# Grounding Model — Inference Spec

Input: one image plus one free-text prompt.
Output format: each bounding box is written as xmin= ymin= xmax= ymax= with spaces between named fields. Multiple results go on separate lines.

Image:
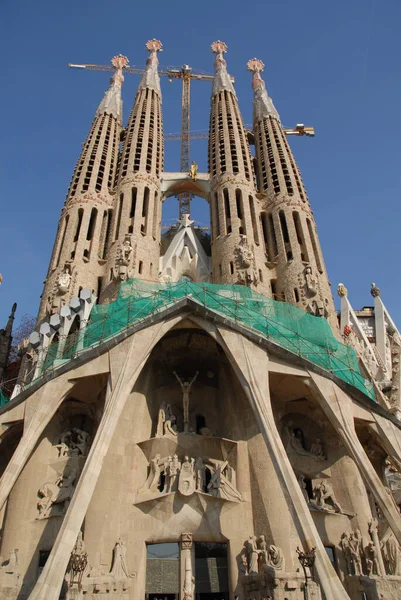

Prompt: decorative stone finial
xmin=146 ymin=39 xmax=163 ymax=53
xmin=337 ymin=283 xmax=348 ymax=297
xmin=111 ymin=54 xmax=129 ymax=70
xmin=246 ymin=58 xmax=265 ymax=73
xmin=95 ymin=54 xmax=128 ymax=120
xmin=248 ymin=57 xmax=280 ymax=122
xmin=210 ymin=41 xmax=235 ymax=97
xmin=370 ymin=282 xmax=381 ymax=298
xmin=211 ymin=40 xmax=227 ymax=55
xmin=138 ymin=39 xmax=163 ymax=96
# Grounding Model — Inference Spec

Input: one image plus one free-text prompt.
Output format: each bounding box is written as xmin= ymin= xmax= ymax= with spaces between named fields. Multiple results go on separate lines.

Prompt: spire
xmin=247 ymin=58 xmax=280 ymax=122
xmin=211 ymin=41 xmax=236 ymax=97
xmin=96 ymin=54 xmax=128 ymax=122
xmin=138 ymin=39 xmax=163 ymax=97
xmin=5 ymin=303 xmax=17 ymax=336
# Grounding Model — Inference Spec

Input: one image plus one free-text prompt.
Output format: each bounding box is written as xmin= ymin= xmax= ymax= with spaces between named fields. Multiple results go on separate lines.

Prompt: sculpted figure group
xmin=139 ymin=453 xmax=242 ymax=502
xmin=340 ymin=520 xmax=401 ymax=578
xmin=55 ymin=428 xmax=91 ymax=458
xmin=241 ymin=534 xmax=285 ymax=577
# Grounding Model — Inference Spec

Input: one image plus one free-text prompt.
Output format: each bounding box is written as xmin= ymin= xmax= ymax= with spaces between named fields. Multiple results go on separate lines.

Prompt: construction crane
xmin=165 ymin=123 xmax=315 ymax=141
xmin=68 ymin=58 xmax=229 ymax=219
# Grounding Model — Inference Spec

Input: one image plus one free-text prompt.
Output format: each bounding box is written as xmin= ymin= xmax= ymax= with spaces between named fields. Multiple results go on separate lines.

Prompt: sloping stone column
xmin=211 ymin=325 xmax=351 ymax=600
xmin=29 ymin=316 xmax=181 ymax=600
xmin=308 ymin=372 xmax=401 ymax=546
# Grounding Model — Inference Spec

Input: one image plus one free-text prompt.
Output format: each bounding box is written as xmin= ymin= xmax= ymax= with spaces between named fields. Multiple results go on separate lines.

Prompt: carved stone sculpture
xmin=286 ymin=423 xmax=325 ymax=461
xmin=110 ymin=539 xmax=131 ymax=580
xmin=246 ymin=535 xmax=260 ymax=575
xmin=71 ymin=427 xmax=90 ymax=456
xmin=156 ymin=401 xmax=168 ymax=438
xmin=173 ymin=370 xmax=199 ymax=432
xmin=207 ymin=459 xmax=243 ymax=502
xmin=179 ymin=455 xmax=196 ymax=496
xmin=268 ymin=545 xmax=284 ymax=571
xmin=195 ymin=456 xmax=206 ymax=492
xmin=139 ymin=453 xmax=163 ymax=493
xmin=310 ymin=437 xmax=325 ymax=458
xmin=37 ymin=467 xmax=77 ymax=518
xmin=297 ymin=473 xmax=310 ymax=503
xmin=236 ymin=235 xmax=258 ymax=286
xmin=381 ymin=529 xmax=401 ymax=576
xmin=55 ymin=431 xmax=72 ymax=457
xmin=313 ymin=481 xmax=343 ymax=513
xmin=169 ymin=454 xmax=181 ymax=492
xmin=348 ymin=533 xmax=362 ymax=576
xmin=54 ymin=428 xmax=91 ymax=458
xmin=57 ymin=262 xmax=73 ymax=294
xmin=340 ymin=533 xmax=353 ymax=575
xmin=164 ymin=413 xmax=178 ymax=437
xmin=364 ymin=541 xmax=380 ymax=576
xmin=304 ymin=265 xmax=317 ymax=297
xmin=258 ymin=535 xmax=268 ymax=568
xmin=114 ymin=235 xmax=134 ymax=281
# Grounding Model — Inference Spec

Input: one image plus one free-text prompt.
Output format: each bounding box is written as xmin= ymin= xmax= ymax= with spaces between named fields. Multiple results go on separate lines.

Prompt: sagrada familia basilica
xmin=0 ymin=39 xmax=400 ymax=600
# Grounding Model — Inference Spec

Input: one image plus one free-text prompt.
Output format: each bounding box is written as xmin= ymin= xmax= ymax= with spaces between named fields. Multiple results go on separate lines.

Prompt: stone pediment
xmin=286 ymin=451 xmax=331 ymax=478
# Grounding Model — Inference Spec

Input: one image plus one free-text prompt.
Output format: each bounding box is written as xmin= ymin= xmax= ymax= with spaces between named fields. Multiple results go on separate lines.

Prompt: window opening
xmin=74 ymin=208 xmax=84 ymax=242
xmin=307 ymin=219 xmax=323 ymax=273
xmin=115 ymin=194 xmax=124 ymax=240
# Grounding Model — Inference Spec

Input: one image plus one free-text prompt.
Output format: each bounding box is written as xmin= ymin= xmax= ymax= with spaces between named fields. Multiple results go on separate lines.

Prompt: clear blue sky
xmin=0 ymin=0 xmax=400 ymax=329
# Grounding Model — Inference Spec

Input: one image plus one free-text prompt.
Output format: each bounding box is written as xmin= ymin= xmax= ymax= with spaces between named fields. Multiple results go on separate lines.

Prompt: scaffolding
xmin=33 ymin=279 xmax=375 ymax=401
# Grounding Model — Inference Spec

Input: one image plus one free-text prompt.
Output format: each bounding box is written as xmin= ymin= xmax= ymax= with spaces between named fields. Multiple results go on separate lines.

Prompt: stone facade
xmin=1 ymin=39 xmax=401 ymax=600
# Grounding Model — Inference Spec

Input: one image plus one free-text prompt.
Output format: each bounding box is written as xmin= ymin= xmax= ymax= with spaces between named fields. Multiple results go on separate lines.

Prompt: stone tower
xmin=102 ymin=39 xmax=164 ymax=297
xmin=38 ymin=55 xmax=127 ymax=322
xmin=208 ymin=42 xmax=271 ymax=294
xmin=1 ymin=40 xmax=401 ymax=600
xmin=247 ymin=58 xmax=337 ymax=330
xmin=0 ymin=303 xmax=16 ymax=382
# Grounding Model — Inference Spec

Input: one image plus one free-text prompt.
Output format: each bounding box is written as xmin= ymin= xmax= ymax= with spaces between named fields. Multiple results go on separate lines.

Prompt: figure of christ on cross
xmin=173 ymin=370 xmax=199 ymax=432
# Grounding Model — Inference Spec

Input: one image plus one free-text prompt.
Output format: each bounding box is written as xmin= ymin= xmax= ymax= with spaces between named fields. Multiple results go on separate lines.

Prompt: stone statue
xmin=268 ymin=545 xmax=284 ymax=571
xmin=364 ymin=541 xmax=380 ymax=576
xmin=286 ymin=424 xmax=325 ymax=461
xmin=313 ymin=481 xmax=343 ymax=513
xmin=337 ymin=283 xmax=348 ymax=297
xmin=139 ymin=453 xmax=163 ymax=493
xmin=236 ymin=235 xmax=258 ymax=286
xmin=156 ymin=401 xmax=169 ymax=438
xmin=370 ymin=283 xmax=381 ymax=298
xmin=114 ymin=235 xmax=134 ymax=281
xmin=381 ymin=529 xmax=401 ymax=575
xmin=179 ymin=455 xmax=196 ymax=496
xmin=257 ymin=535 xmax=269 ymax=567
xmin=340 ymin=533 xmax=353 ymax=575
xmin=239 ymin=553 xmax=248 ymax=576
xmin=110 ymin=539 xmax=131 ymax=580
xmin=189 ymin=161 xmax=198 ymax=181
xmin=55 ymin=430 xmax=72 ymax=457
xmin=195 ymin=456 xmax=206 ymax=492
xmin=162 ymin=455 xmax=172 ymax=493
xmin=173 ymin=371 xmax=199 ymax=432
xmin=57 ymin=262 xmax=73 ymax=294
xmin=310 ymin=437 xmax=325 ymax=458
xmin=304 ymin=265 xmax=317 ymax=297
xmin=169 ymin=454 xmax=181 ymax=492
xmin=297 ymin=473 xmax=310 ymax=503
xmin=71 ymin=428 xmax=90 ymax=456
xmin=207 ymin=459 xmax=242 ymax=502
xmin=37 ymin=467 xmax=77 ymax=517
xmin=348 ymin=533 xmax=362 ymax=576
xmin=164 ymin=412 xmax=178 ymax=437
xmin=246 ymin=535 xmax=260 ymax=574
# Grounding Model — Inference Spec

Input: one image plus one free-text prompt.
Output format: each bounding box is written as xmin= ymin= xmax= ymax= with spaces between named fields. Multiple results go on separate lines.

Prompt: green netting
xmin=0 ymin=389 xmax=9 ymax=407
xmin=41 ymin=278 xmax=375 ymax=401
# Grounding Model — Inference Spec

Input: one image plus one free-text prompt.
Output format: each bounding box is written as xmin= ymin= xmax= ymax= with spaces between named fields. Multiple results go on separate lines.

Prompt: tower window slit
xmin=230 ymin=261 xmax=234 ymax=275
xmin=55 ymin=214 xmax=69 ymax=267
xmin=74 ymin=209 xmax=84 ymax=242
xmin=86 ymin=208 xmax=97 ymax=241
xmin=265 ymin=122 xmax=280 ymax=193
xmin=141 ymin=187 xmax=150 ymax=235
xmin=249 ymin=196 xmax=259 ymax=245
xmin=307 ymin=218 xmax=323 ymax=273
xmin=213 ymin=192 xmax=220 ymax=238
xmin=138 ymin=260 xmax=143 ymax=274
xmin=294 ymin=288 xmax=300 ymax=302
xmin=292 ymin=211 xmax=309 ymax=261
xmin=223 ymin=188 xmax=232 ymax=234
xmin=268 ymin=213 xmax=278 ymax=259
xmin=279 ymin=210 xmax=292 ymax=260
xmin=271 ymin=120 xmax=293 ymax=195
xmin=152 ymin=191 xmax=159 ymax=239
xmin=235 ymin=189 xmax=243 ymax=219
xmin=271 ymin=279 xmax=278 ymax=301
xmin=115 ymin=194 xmax=123 ymax=240
xmin=130 ymin=188 xmax=137 ymax=219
